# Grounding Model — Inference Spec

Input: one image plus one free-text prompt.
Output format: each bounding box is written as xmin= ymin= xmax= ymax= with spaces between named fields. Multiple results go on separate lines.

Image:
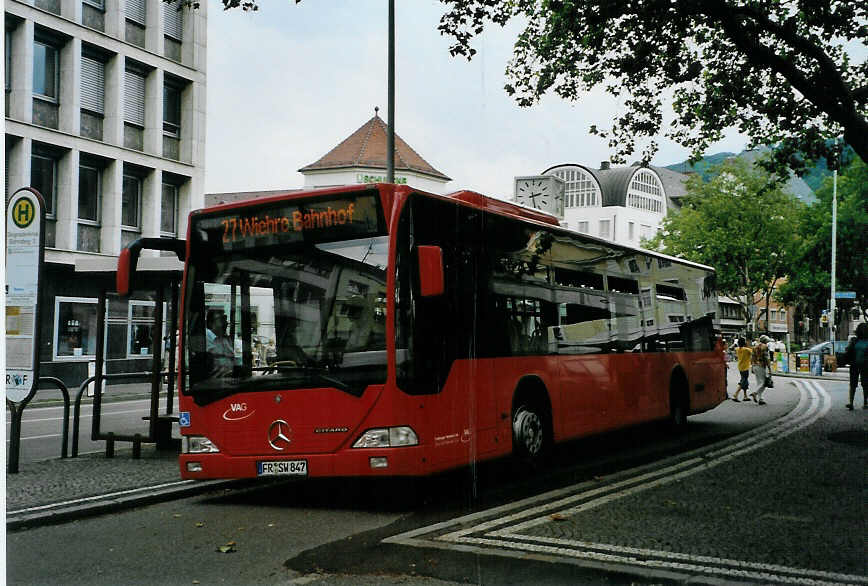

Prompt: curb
xmin=6 ymin=478 xmax=247 ymax=531
xmin=771 ymin=373 xmax=849 ymax=382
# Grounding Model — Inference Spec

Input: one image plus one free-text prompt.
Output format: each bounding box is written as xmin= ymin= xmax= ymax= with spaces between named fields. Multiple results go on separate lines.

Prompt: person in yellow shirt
xmin=750 ymin=335 xmax=772 ymax=405
xmin=732 ymin=337 xmax=753 ymax=401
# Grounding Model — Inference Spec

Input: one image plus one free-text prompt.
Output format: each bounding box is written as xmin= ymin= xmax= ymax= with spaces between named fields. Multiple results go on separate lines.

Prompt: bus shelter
xmin=73 ymin=255 xmax=183 ymax=453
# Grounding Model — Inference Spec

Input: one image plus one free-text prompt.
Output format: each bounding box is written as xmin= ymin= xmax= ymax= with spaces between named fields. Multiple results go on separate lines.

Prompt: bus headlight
xmin=352 ymin=426 xmax=418 ymax=448
xmin=183 ymin=436 xmax=220 ymax=454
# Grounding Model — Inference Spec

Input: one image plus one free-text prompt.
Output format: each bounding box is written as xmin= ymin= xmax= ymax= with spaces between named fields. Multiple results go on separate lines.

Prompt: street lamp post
xmin=830 ymin=167 xmax=837 ymax=346
xmin=386 ymin=0 xmax=395 ymax=184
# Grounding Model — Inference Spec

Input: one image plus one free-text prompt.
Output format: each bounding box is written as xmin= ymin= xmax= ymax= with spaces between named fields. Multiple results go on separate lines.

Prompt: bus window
xmin=607 ymin=274 xmax=642 ymax=352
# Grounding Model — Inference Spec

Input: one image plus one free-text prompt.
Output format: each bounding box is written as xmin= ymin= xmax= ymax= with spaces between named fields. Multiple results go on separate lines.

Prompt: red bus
xmin=118 ymin=184 xmax=725 ymax=479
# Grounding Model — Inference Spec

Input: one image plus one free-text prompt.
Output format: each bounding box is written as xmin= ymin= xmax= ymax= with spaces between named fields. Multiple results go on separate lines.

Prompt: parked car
xmin=806 ymin=340 xmax=850 ymax=366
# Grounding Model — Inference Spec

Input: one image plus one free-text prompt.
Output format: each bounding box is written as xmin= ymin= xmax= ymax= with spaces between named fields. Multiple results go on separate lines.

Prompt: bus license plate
xmin=257 ymin=460 xmax=308 ymax=476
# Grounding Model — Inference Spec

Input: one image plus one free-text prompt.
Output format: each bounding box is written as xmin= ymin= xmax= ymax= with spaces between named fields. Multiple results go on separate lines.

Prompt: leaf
xmin=195 ymin=522 xmax=205 ymax=528
xmin=549 ymin=513 xmax=568 ymax=521
xmin=216 ymin=541 xmax=237 ymax=554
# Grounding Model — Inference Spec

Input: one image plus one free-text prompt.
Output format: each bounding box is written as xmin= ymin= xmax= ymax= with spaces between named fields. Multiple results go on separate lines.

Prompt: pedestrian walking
xmin=750 ymin=335 xmax=772 ymax=405
xmin=844 ymin=322 xmax=868 ymax=410
xmin=732 ymin=337 xmax=752 ymax=401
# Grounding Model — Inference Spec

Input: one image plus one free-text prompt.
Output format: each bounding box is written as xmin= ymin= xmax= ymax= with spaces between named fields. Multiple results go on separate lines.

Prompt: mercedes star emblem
xmin=267 ymin=419 xmax=292 ymax=451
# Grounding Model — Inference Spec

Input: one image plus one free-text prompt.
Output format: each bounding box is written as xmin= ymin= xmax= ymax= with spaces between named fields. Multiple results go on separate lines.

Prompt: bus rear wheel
xmin=512 ymin=404 xmax=546 ymax=459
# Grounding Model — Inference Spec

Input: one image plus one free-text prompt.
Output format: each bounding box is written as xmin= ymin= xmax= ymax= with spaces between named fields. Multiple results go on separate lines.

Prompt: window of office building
xmin=33 ymin=38 xmax=60 ymax=128
xmin=121 ymin=173 xmax=142 ymax=248
xmin=124 ymin=68 xmax=146 ymax=150
xmin=80 ymin=52 xmax=106 ymax=140
xmin=31 ymin=153 xmax=57 ymax=218
xmin=599 ymin=219 xmax=611 ymax=239
xmin=627 ymin=169 xmax=664 ymax=214
xmin=35 ymin=0 xmax=61 ymax=15
xmin=82 ymin=0 xmax=105 ymax=31
xmin=161 ymin=182 xmax=179 ymax=236
xmin=78 ymin=162 xmax=101 ymax=252
xmin=641 ymin=224 xmax=653 ymax=241
xmin=33 ymin=41 xmax=58 ymax=100
xmin=31 ymin=151 xmax=58 ymax=247
xmin=125 ymin=0 xmax=146 ymax=47
xmin=163 ymin=78 xmax=182 ymax=159
xmin=5 ymin=31 xmax=11 ymax=114
xmin=550 ymin=167 xmax=599 ymax=208
xmin=163 ymin=0 xmax=183 ymax=61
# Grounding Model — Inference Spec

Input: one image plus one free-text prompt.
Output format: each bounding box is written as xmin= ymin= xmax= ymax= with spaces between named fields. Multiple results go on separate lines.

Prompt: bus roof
xmin=193 ymin=184 xmax=715 ymax=274
xmin=439 ymin=189 xmax=715 ymax=274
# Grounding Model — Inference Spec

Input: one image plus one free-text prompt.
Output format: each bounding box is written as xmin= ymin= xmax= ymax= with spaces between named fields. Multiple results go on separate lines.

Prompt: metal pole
xmin=166 ymin=279 xmax=178 ymax=415
xmin=8 ymin=404 xmax=23 ymax=473
xmin=830 ymin=166 xmax=837 ymax=347
xmin=386 ymin=0 xmax=395 ymax=183
xmin=149 ymin=286 xmax=164 ymax=441
xmin=92 ymin=293 xmax=106 ymax=440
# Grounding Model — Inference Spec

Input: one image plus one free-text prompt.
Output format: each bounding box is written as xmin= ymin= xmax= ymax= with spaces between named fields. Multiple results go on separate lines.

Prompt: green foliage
xmin=438 ymin=0 xmax=867 ymax=177
xmin=644 ymin=159 xmax=802 ymax=321
xmin=778 ymin=157 xmax=868 ymax=319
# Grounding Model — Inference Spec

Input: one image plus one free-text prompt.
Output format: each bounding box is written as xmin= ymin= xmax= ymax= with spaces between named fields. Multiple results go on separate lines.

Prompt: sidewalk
xmin=5 ymin=443 xmax=244 ymax=530
xmin=5 ymin=364 xmax=851 ymax=530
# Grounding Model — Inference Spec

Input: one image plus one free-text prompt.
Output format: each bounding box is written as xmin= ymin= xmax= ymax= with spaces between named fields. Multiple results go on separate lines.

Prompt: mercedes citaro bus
xmin=117 ymin=183 xmax=725 ymax=480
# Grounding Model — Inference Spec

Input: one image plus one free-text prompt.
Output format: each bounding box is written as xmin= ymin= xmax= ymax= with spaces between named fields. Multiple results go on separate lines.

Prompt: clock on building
xmin=514 ymin=175 xmax=565 ymax=218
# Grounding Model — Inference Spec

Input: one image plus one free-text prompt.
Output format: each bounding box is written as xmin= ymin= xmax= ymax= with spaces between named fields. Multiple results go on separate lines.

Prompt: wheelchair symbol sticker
xmin=179 ymin=412 xmax=191 ymax=427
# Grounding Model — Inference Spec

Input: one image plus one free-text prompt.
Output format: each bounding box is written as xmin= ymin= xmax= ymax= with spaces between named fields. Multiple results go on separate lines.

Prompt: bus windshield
xmin=183 ymin=235 xmax=389 ymax=405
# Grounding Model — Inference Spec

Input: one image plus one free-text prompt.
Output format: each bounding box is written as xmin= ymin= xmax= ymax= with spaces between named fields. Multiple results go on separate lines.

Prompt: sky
xmin=204 ymin=0 xmax=750 ymax=198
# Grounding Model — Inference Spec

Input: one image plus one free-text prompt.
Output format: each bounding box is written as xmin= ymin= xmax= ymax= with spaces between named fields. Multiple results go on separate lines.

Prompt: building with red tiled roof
xmin=298 ymin=109 xmax=451 ymax=193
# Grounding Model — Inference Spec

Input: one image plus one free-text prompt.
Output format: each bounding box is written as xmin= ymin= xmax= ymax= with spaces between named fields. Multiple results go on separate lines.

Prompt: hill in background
xmin=662 ymin=148 xmax=818 ymax=204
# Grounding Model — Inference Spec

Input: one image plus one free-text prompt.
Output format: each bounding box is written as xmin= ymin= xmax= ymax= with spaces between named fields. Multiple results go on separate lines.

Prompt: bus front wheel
xmin=512 ymin=404 xmax=545 ymax=459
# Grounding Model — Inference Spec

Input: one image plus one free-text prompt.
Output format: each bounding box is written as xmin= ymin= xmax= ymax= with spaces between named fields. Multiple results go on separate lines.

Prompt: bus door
xmin=396 ymin=194 xmax=497 ymax=462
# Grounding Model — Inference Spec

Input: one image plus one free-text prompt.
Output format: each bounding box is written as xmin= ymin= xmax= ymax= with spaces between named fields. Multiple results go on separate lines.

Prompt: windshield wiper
xmin=269 ymin=363 xmax=352 ymax=393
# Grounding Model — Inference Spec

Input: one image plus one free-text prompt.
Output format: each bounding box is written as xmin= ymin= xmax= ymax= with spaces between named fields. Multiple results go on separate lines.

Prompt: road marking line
xmin=6 ymin=433 xmax=66 ymax=441
xmin=385 ymin=381 xmax=859 ymax=585
xmin=6 ymin=398 xmax=155 ymax=414
xmin=8 ymin=409 xmax=156 ymax=425
xmin=394 ymin=382 xmax=818 ymax=544
xmin=450 ymin=535 xmax=867 ymax=585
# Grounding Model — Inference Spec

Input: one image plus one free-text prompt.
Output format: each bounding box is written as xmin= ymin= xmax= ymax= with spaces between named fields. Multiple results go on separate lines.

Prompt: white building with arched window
xmin=542 ymin=162 xmax=684 ymax=248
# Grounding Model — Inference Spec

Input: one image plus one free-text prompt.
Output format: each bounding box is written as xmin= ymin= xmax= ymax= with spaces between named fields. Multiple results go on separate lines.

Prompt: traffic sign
xmin=6 ymin=188 xmax=45 ymax=403
xmin=835 ymin=291 xmax=856 ymax=299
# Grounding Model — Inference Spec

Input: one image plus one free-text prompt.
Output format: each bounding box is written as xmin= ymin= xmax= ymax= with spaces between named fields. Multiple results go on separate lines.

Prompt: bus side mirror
xmin=117 ymin=237 xmax=186 ymax=297
xmin=418 ymin=245 xmax=444 ymax=297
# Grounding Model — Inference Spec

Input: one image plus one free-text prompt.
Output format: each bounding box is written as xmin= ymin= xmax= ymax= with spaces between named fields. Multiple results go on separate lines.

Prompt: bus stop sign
xmin=6 ymin=188 xmax=45 ymax=403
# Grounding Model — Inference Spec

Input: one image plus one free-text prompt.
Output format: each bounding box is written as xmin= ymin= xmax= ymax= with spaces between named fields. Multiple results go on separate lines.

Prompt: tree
xmin=778 ymin=156 xmax=868 ymax=325
xmin=644 ymin=159 xmax=802 ymax=330
xmin=437 ymin=0 xmax=867 ymax=176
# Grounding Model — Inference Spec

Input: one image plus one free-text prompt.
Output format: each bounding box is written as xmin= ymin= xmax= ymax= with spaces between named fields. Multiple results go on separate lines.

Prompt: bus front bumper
xmin=179 ymin=448 xmax=430 ymax=480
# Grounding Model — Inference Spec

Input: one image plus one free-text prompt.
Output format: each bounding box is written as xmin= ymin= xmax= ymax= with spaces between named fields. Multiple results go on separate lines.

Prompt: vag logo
xmin=222 ymin=402 xmax=255 ymax=421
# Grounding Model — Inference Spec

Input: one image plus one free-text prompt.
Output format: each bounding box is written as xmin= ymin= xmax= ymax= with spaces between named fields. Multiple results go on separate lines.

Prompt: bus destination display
xmin=198 ymin=193 xmax=384 ymax=250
